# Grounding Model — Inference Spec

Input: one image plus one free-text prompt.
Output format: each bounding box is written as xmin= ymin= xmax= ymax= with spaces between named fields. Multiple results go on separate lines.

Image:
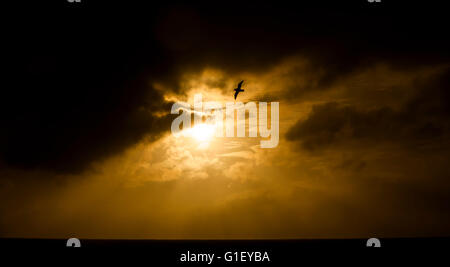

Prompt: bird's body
xmin=234 ymin=80 xmax=244 ymax=99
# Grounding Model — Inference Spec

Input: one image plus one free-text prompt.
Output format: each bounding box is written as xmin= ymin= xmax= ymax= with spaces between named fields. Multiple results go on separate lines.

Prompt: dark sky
xmin=3 ymin=1 xmax=449 ymax=173
xmin=1 ymin=1 xmax=450 ymax=238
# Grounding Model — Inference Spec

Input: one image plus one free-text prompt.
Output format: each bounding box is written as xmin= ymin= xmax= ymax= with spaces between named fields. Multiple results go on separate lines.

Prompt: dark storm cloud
xmin=2 ymin=3 xmax=176 ymax=173
xmin=286 ymin=68 xmax=450 ymax=150
xmin=2 ymin=1 xmax=449 ymax=173
xmin=153 ymin=1 xmax=450 ymax=98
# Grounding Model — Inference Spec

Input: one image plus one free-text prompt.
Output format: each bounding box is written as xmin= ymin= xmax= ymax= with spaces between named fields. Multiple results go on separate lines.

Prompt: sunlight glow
xmin=187 ymin=123 xmax=216 ymax=142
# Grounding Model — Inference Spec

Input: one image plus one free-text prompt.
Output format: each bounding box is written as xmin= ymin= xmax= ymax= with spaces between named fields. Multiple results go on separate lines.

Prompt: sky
xmin=1 ymin=1 xmax=450 ymax=239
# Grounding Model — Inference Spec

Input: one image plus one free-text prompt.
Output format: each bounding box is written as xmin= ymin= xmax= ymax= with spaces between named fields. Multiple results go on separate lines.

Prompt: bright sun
xmin=187 ymin=123 xmax=216 ymax=142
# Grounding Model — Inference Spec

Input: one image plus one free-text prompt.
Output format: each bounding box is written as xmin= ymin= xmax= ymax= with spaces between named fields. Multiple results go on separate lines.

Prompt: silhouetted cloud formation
xmin=2 ymin=2 xmax=175 ymax=173
xmin=286 ymin=69 xmax=450 ymax=151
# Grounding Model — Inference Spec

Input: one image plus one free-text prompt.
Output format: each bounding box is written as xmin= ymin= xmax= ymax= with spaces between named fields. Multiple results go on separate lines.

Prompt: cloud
xmin=3 ymin=2 xmax=450 ymax=174
xmin=286 ymin=67 xmax=450 ymax=151
xmin=1 ymin=5 xmax=179 ymax=174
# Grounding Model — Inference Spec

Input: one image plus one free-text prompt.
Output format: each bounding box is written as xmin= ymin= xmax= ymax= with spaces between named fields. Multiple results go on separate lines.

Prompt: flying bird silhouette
xmin=234 ymin=80 xmax=244 ymax=100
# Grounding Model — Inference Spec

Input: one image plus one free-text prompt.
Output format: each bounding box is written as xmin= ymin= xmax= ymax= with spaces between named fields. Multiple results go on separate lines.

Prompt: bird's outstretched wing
xmin=237 ymin=80 xmax=244 ymax=89
xmin=234 ymin=90 xmax=239 ymax=100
